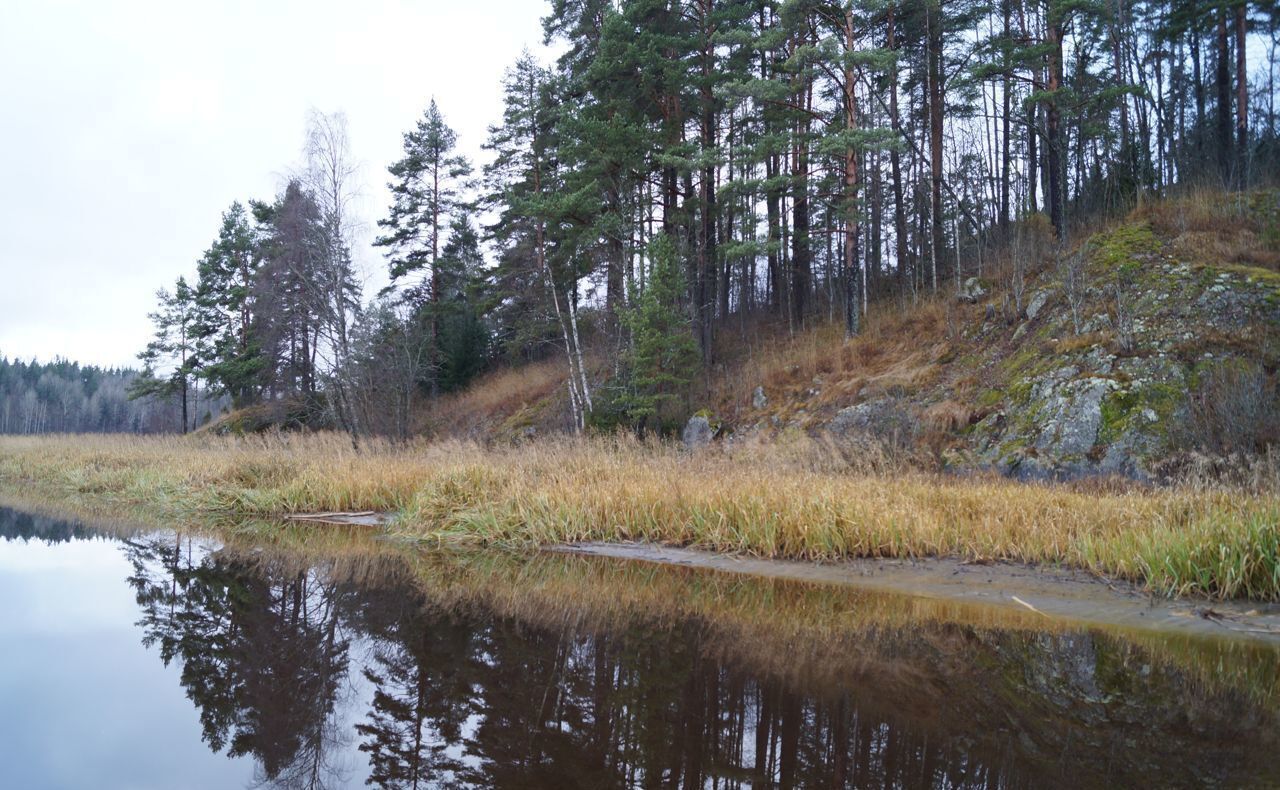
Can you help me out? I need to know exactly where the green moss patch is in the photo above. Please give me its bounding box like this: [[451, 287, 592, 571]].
[[1090, 222, 1161, 274], [1098, 380, 1182, 446]]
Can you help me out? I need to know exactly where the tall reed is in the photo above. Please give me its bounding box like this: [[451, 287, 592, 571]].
[[1, 432, 1277, 599]]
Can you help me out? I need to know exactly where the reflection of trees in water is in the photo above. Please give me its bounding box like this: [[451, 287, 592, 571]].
[[124, 534, 352, 789], [0, 505, 95, 543], [336, 590, 1037, 788], [346, 585, 479, 789], [118, 537, 1278, 789], [351, 592, 1277, 788], [446, 618, 1028, 789]]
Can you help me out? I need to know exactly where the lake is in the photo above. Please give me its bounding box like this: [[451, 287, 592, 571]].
[[0, 504, 1277, 789]]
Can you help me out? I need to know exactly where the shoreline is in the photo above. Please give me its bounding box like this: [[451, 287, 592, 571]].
[[5, 478, 1280, 643], [557, 542, 1280, 643], [2, 432, 1278, 602]]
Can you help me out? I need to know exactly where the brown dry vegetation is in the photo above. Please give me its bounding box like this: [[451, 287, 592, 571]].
[[2, 432, 1278, 601], [422, 358, 570, 439], [1135, 189, 1280, 274], [708, 298, 960, 424]]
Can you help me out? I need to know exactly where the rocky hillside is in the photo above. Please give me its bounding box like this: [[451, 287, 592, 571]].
[[717, 192, 1280, 481], [402, 192, 1279, 482]]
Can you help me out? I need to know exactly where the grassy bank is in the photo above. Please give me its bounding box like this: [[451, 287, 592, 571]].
[[1, 432, 1278, 600]]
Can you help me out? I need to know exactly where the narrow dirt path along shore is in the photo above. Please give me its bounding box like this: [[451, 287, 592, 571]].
[[557, 542, 1280, 643]]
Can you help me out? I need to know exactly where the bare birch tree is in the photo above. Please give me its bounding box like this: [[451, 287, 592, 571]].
[[299, 109, 365, 446]]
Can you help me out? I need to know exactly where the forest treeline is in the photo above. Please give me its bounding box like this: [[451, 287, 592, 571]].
[[133, 0, 1280, 440], [0, 357, 194, 434]]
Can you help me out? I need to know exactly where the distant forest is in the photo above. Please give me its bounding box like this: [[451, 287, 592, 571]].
[[0, 357, 201, 434], [130, 0, 1277, 441]]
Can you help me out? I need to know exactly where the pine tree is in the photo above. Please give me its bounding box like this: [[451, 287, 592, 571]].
[[807, 0, 899, 336], [193, 202, 264, 406], [376, 99, 472, 396], [130, 277, 200, 432], [544, 0, 640, 321]]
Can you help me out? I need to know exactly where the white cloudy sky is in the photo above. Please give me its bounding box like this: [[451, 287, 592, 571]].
[[0, 0, 558, 368]]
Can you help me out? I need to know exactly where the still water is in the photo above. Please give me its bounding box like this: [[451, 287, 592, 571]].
[[0, 505, 1277, 789]]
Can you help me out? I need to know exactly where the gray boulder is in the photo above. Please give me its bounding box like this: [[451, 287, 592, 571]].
[[828, 397, 916, 449], [958, 277, 987, 303], [1026, 290, 1051, 321], [682, 415, 714, 449], [1033, 376, 1114, 458], [752, 385, 768, 410]]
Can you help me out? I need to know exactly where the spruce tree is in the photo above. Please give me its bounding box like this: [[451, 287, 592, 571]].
[[484, 53, 595, 426], [620, 233, 699, 434], [482, 53, 564, 360], [435, 215, 490, 391], [253, 180, 328, 397], [130, 277, 200, 432]]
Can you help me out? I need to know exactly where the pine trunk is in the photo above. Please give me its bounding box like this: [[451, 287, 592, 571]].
[[928, 0, 946, 287], [1216, 6, 1232, 182], [1235, 2, 1248, 185], [888, 4, 909, 296], [1046, 12, 1067, 242]]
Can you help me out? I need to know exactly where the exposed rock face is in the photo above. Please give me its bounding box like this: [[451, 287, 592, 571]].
[[1032, 376, 1114, 458], [1026, 290, 1051, 320], [828, 398, 916, 449], [682, 415, 714, 449], [698, 210, 1280, 482], [752, 386, 768, 410], [958, 277, 988, 303]]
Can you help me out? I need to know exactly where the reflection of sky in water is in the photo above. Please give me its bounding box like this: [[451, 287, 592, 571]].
[[0, 534, 257, 789], [0, 537, 138, 632], [0, 508, 1277, 789]]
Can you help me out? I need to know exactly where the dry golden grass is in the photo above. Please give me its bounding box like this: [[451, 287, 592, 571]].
[[2, 432, 1278, 600], [423, 358, 569, 437], [1135, 189, 1280, 273], [710, 298, 960, 420], [1054, 330, 1115, 355], [920, 399, 976, 433]]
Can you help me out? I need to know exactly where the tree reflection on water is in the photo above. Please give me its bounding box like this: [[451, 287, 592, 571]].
[[34, 518, 1262, 789], [124, 533, 352, 788]]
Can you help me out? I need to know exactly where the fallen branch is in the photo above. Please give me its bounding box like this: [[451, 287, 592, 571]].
[[1011, 595, 1048, 617], [1198, 608, 1280, 635]]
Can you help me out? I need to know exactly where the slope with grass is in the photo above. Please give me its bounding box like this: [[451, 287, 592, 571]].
[[4, 194, 1278, 602], [433, 192, 1280, 483], [714, 192, 1280, 482]]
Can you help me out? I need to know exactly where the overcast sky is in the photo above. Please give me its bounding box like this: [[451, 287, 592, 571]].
[[0, 0, 558, 368]]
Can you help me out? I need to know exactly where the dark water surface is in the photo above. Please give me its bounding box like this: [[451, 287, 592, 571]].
[[0, 505, 1277, 789]]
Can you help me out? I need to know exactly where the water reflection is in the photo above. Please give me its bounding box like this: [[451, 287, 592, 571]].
[[124, 533, 353, 788], [2, 505, 1278, 789], [0, 505, 98, 543]]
